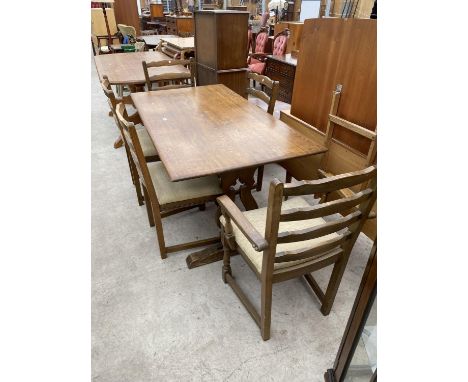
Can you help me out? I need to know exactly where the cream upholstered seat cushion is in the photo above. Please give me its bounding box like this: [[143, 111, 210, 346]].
[[136, 128, 158, 158], [148, 161, 222, 205], [221, 197, 340, 274]]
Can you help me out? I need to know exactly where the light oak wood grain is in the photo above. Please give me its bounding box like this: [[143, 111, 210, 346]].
[[131, 84, 327, 182]]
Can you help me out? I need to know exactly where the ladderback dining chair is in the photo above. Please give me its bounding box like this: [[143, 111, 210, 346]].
[[218, 166, 377, 340], [246, 72, 280, 192], [101, 77, 159, 205], [247, 72, 279, 115], [142, 58, 195, 91], [115, 102, 223, 259]]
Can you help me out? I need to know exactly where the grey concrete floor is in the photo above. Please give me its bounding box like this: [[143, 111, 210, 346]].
[[91, 60, 373, 381]]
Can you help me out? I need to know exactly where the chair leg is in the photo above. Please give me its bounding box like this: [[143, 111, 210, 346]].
[[260, 279, 273, 341], [142, 184, 155, 227], [284, 171, 292, 200], [128, 152, 144, 206], [256, 165, 264, 192], [320, 257, 348, 316], [134, 179, 145, 207], [153, 206, 168, 259], [221, 227, 232, 283]]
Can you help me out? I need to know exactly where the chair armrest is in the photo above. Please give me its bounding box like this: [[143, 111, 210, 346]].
[[217, 195, 268, 252]]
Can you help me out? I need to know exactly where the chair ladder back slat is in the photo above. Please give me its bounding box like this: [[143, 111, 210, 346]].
[[283, 166, 376, 197], [277, 210, 361, 244], [247, 87, 270, 105], [275, 237, 347, 264], [247, 72, 279, 115], [280, 188, 373, 222]]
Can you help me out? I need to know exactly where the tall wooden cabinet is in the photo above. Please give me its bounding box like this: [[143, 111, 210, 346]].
[[194, 10, 249, 97]]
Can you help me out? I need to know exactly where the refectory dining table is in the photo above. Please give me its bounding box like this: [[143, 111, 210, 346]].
[[94, 50, 191, 148], [131, 84, 327, 268], [94, 50, 190, 89]]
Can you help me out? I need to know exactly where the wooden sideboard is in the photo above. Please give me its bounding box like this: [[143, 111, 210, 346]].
[[264, 53, 297, 103], [195, 10, 249, 97], [166, 15, 194, 36]]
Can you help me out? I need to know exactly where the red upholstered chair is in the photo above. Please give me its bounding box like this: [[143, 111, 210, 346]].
[[248, 29, 289, 76]]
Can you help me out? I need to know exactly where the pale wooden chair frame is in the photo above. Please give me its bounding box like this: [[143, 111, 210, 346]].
[[115, 102, 222, 259], [317, 87, 377, 221], [142, 58, 195, 91], [218, 166, 377, 341], [101, 77, 159, 206], [283, 85, 377, 239], [246, 72, 280, 192]]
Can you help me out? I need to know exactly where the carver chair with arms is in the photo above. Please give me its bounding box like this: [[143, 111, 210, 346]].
[[115, 102, 223, 259], [284, 85, 377, 239], [218, 166, 377, 340]]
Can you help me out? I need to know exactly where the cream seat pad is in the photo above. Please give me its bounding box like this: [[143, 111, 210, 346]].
[[221, 197, 340, 273], [136, 128, 158, 158], [148, 161, 222, 205]]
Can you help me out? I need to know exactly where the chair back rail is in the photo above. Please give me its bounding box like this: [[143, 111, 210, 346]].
[[284, 166, 376, 196], [280, 188, 373, 222], [263, 166, 376, 269]]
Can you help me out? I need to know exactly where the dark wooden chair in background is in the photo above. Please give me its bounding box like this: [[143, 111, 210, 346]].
[[142, 58, 195, 91], [115, 102, 223, 259], [101, 77, 159, 205], [246, 72, 280, 192], [218, 166, 377, 340]]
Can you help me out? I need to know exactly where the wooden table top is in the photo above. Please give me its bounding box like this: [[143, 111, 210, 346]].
[[131, 84, 327, 181], [138, 34, 177, 47], [161, 36, 195, 50], [94, 51, 189, 85]]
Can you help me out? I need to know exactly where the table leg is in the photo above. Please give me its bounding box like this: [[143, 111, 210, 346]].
[[185, 167, 259, 269]]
